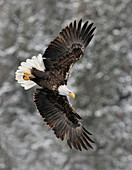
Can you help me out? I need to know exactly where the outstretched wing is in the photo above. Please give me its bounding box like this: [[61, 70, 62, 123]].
[[43, 19, 96, 81], [34, 88, 94, 151]]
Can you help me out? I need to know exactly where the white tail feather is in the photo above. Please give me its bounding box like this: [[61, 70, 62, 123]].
[[15, 54, 45, 90]]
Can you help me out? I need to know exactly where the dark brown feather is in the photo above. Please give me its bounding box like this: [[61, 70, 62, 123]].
[[83, 23, 93, 39], [73, 20, 77, 42], [76, 19, 82, 40], [34, 88, 94, 151], [79, 21, 88, 39], [43, 19, 96, 78]]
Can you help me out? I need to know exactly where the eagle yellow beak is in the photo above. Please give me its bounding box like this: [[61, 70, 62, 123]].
[[69, 92, 75, 98]]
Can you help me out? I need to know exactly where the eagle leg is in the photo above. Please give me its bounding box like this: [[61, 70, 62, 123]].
[[23, 72, 35, 80]]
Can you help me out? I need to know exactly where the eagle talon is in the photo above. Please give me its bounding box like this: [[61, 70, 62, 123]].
[[23, 72, 35, 80], [23, 75, 30, 80], [24, 72, 31, 75]]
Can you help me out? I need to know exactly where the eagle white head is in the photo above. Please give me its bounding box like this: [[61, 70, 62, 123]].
[[58, 85, 75, 98]]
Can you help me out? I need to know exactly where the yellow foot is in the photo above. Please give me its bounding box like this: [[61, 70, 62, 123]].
[[23, 72, 35, 80], [24, 72, 31, 75], [23, 75, 30, 80]]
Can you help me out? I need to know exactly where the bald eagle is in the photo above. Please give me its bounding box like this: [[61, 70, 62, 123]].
[[15, 19, 96, 151]]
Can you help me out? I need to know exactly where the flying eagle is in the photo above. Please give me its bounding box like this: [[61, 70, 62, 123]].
[[15, 19, 96, 151]]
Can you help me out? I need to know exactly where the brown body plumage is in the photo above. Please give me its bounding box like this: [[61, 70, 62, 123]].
[[31, 48, 83, 90]]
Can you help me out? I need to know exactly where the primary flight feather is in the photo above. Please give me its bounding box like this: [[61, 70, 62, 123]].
[[15, 19, 96, 151]]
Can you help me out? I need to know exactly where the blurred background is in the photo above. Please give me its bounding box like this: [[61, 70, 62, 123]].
[[0, 0, 132, 170]]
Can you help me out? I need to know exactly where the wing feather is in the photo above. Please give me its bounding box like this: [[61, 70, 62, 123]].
[[34, 88, 94, 151], [83, 23, 93, 39], [73, 20, 77, 42], [43, 19, 96, 75], [79, 21, 88, 39], [76, 19, 82, 40], [74, 129, 82, 151], [69, 22, 74, 43]]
